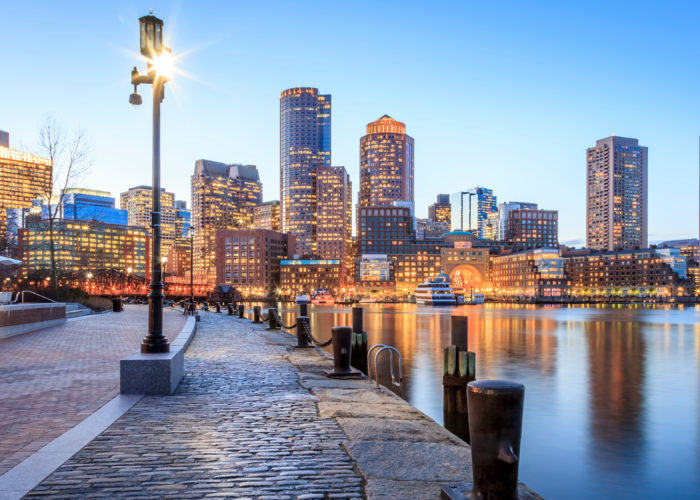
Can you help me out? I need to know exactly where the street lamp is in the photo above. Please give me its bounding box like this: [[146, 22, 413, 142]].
[[130, 10, 172, 354], [188, 226, 195, 314]]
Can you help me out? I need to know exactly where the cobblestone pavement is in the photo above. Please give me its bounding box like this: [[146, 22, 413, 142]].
[[26, 311, 365, 498], [0, 306, 185, 475]]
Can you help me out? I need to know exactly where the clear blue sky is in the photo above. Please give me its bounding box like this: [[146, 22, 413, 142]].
[[2, 0, 698, 244]]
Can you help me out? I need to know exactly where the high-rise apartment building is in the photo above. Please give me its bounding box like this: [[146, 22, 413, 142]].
[[586, 136, 648, 251], [316, 166, 352, 281], [120, 186, 177, 255], [428, 194, 451, 223], [505, 209, 558, 251], [253, 201, 281, 232], [359, 115, 414, 208], [192, 160, 262, 285], [450, 187, 497, 238], [280, 87, 331, 255], [0, 133, 52, 244]]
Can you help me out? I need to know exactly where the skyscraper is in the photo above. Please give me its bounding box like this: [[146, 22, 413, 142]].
[[191, 160, 262, 285], [280, 87, 331, 255], [253, 201, 281, 232], [0, 133, 52, 246], [359, 115, 414, 208], [61, 188, 127, 225], [428, 194, 451, 223], [316, 166, 352, 283], [586, 136, 648, 251], [450, 187, 497, 238], [120, 186, 177, 257]]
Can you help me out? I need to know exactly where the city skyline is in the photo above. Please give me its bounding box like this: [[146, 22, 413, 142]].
[[1, 1, 699, 243]]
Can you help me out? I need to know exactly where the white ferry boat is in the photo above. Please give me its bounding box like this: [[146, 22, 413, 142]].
[[415, 273, 457, 305], [311, 288, 335, 306], [295, 294, 311, 305]]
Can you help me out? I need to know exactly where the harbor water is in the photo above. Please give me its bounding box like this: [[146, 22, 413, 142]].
[[279, 303, 700, 499]]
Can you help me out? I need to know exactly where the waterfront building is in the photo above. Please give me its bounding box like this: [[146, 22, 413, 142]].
[[21, 219, 149, 278], [356, 254, 395, 296], [586, 136, 648, 251], [60, 188, 127, 225], [489, 201, 539, 241], [174, 200, 191, 238], [192, 160, 262, 285], [504, 208, 558, 251], [120, 186, 177, 256], [166, 239, 191, 277], [280, 258, 341, 295], [658, 239, 699, 264], [215, 229, 295, 293], [563, 247, 685, 297], [428, 194, 451, 223], [280, 87, 331, 255], [253, 201, 281, 232], [416, 218, 450, 239], [440, 232, 494, 295], [491, 248, 568, 298], [357, 205, 448, 291], [359, 115, 414, 208], [654, 248, 687, 279], [450, 187, 497, 238], [0, 134, 52, 243]]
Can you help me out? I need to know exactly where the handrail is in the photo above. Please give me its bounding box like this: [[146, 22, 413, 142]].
[[368, 344, 403, 396], [367, 344, 387, 383], [20, 290, 57, 303]]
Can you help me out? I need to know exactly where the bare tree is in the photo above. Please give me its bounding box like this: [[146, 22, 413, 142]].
[[37, 117, 90, 296]]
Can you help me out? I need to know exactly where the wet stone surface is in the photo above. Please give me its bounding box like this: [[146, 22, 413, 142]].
[[26, 312, 363, 498]]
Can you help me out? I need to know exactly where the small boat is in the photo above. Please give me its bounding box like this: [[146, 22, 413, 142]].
[[464, 293, 485, 305], [415, 273, 456, 305], [295, 294, 311, 305], [311, 288, 335, 306]]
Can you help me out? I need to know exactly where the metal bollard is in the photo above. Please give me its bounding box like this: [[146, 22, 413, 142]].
[[227, 303, 234, 315], [252, 305, 262, 323], [444, 380, 525, 500], [267, 307, 279, 329], [299, 303, 308, 317], [352, 306, 363, 333], [325, 326, 361, 379], [295, 316, 312, 348], [215, 302, 221, 313]]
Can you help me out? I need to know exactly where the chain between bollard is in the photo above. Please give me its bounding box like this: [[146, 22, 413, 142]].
[[272, 309, 297, 329], [303, 319, 332, 347]]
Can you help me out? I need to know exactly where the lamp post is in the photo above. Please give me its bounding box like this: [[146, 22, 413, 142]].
[[130, 10, 172, 353], [188, 226, 195, 314]]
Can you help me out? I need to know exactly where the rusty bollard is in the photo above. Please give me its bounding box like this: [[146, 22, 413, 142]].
[[325, 326, 362, 379], [237, 303, 245, 318], [299, 303, 309, 317], [267, 307, 279, 329], [227, 303, 234, 315], [295, 316, 312, 348], [441, 380, 526, 500], [252, 305, 262, 323]]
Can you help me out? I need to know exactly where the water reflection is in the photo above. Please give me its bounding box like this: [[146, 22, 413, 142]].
[[277, 303, 699, 499]]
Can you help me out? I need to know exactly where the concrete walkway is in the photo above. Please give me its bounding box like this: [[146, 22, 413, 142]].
[[0, 306, 186, 475]]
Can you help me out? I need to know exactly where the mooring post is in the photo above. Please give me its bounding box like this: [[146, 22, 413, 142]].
[[252, 305, 262, 323], [350, 306, 368, 373], [215, 302, 221, 313], [443, 315, 476, 443], [227, 303, 234, 315], [295, 316, 312, 348], [237, 303, 245, 318], [299, 302, 309, 317], [267, 307, 279, 329]]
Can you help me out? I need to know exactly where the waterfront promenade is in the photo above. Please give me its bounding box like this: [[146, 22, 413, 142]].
[[0, 306, 186, 476], [0, 306, 481, 499]]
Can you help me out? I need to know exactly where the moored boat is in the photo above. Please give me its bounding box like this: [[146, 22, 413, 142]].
[[415, 273, 457, 305], [311, 288, 335, 306]]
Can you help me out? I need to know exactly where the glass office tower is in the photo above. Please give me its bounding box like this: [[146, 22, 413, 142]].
[[280, 87, 331, 255], [450, 187, 497, 238]]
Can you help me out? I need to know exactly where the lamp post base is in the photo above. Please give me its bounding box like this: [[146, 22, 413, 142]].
[[141, 339, 170, 353]]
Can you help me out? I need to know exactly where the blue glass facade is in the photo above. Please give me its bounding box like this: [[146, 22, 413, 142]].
[[450, 187, 497, 238], [59, 189, 127, 225]]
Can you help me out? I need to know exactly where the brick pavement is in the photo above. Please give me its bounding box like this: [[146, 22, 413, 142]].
[[0, 306, 186, 475], [26, 311, 365, 498]]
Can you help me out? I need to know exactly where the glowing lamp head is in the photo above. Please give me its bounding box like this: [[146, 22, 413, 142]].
[[139, 10, 164, 58], [152, 48, 174, 79]]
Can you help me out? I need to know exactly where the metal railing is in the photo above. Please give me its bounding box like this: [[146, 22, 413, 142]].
[[367, 344, 403, 395], [19, 290, 57, 303]]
